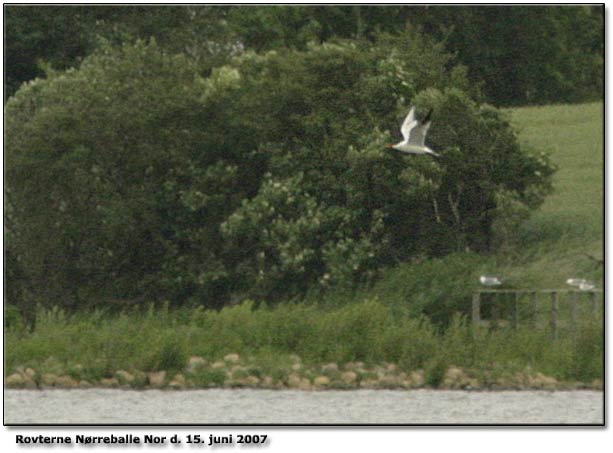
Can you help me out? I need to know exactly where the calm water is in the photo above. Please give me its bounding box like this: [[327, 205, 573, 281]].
[[4, 389, 603, 424]]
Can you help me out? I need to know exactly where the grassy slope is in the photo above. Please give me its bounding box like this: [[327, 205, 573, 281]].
[[510, 102, 603, 239], [505, 102, 604, 288]]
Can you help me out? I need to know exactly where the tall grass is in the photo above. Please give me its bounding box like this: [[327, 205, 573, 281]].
[[5, 300, 602, 384]]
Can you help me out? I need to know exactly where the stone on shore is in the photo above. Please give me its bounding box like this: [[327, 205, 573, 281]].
[[186, 356, 207, 373], [288, 373, 302, 389], [378, 375, 403, 388], [24, 378, 38, 389], [322, 363, 339, 374], [408, 370, 425, 387], [147, 371, 166, 388], [55, 375, 78, 388], [243, 376, 260, 387], [230, 365, 248, 378], [115, 370, 135, 384], [41, 373, 58, 387], [169, 373, 186, 389], [100, 377, 119, 388], [313, 376, 330, 388], [6, 373, 25, 387], [359, 378, 379, 389], [211, 360, 226, 370], [341, 371, 357, 384], [345, 361, 365, 371], [528, 372, 557, 389], [443, 367, 474, 389], [298, 378, 312, 391], [224, 353, 240, 363]]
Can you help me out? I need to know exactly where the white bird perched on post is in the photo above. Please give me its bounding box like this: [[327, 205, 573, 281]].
[[566, 278, 586, 287], [479, 275, 502, 286], [566, 278, 595, 291], [386, 106, 439, 157], [579, 281, 595, 291]]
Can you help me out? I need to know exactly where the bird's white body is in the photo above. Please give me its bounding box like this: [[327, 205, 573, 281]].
[[479, 275, 502, 286], [566, 278, 586, 287], [579, 282, 595, 291], [392, 143, 437, 155], [388, 106, 439, 157]]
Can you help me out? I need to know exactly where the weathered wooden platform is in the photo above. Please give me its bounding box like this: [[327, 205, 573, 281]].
[[471, 289, 603, 338]]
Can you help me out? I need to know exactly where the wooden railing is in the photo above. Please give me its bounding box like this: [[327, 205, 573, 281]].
[[471, 289, 603, 339]]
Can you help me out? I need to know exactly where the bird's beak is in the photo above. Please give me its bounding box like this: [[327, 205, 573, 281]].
[[385, 144, 394, 148]]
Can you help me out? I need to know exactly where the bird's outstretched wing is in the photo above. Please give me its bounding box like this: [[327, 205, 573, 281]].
[[408, 109, 432, 147], [400, 107, 418, 141]]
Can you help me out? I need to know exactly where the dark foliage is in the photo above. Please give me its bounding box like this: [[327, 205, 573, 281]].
[[5, 35, 554, 311], [4, 5, 603, 105]]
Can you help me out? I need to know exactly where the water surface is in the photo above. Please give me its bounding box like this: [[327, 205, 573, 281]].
[[4, 389, 603, 424]]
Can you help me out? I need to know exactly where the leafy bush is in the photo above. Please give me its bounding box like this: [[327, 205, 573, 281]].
[[220, 37, 554, 301], [5, 34, 554, 310], [5, 41, 247, 310]]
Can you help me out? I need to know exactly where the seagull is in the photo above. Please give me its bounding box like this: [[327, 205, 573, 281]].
[[579, 281, 595, 291], [566, 278, 586, 287], [387, 106, 439, 157], [479, 275, 502, 286]]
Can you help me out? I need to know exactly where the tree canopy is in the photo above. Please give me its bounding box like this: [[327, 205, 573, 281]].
[[4, 5, 603, 105], [5, 29, 555, 311]]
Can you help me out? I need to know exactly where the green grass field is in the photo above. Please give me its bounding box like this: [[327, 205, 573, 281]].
[[505, 102, 603, 288], [509, 102, 603, 242]]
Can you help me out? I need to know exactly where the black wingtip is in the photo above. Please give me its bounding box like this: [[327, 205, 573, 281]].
[[421, 108, 433, 124]]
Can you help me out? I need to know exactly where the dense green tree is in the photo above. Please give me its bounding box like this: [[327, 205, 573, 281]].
[[4, 5, 603, 105], [218, 5, 604, 105], [5, 30, 554, 311], [220, 40, 554, 300], [3, 5, 236, 98], [412, 5, 604, 105], [5, 41, 249, 310], [4, 6, 94, 98]]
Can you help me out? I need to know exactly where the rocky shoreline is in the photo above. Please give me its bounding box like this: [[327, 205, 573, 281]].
[[6, 353, 603, 391]]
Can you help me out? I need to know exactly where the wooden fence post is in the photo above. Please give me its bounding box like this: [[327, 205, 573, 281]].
[[467, 288, 600, 339], [472, 292, 481, 326], [531, 292, 538, 327], [590, 291, 598, 315], [550, 292, 559, 340], [569, 291, 578, 334]]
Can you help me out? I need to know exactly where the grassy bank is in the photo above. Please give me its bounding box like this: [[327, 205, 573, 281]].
[[5, 299, 603, 390]]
